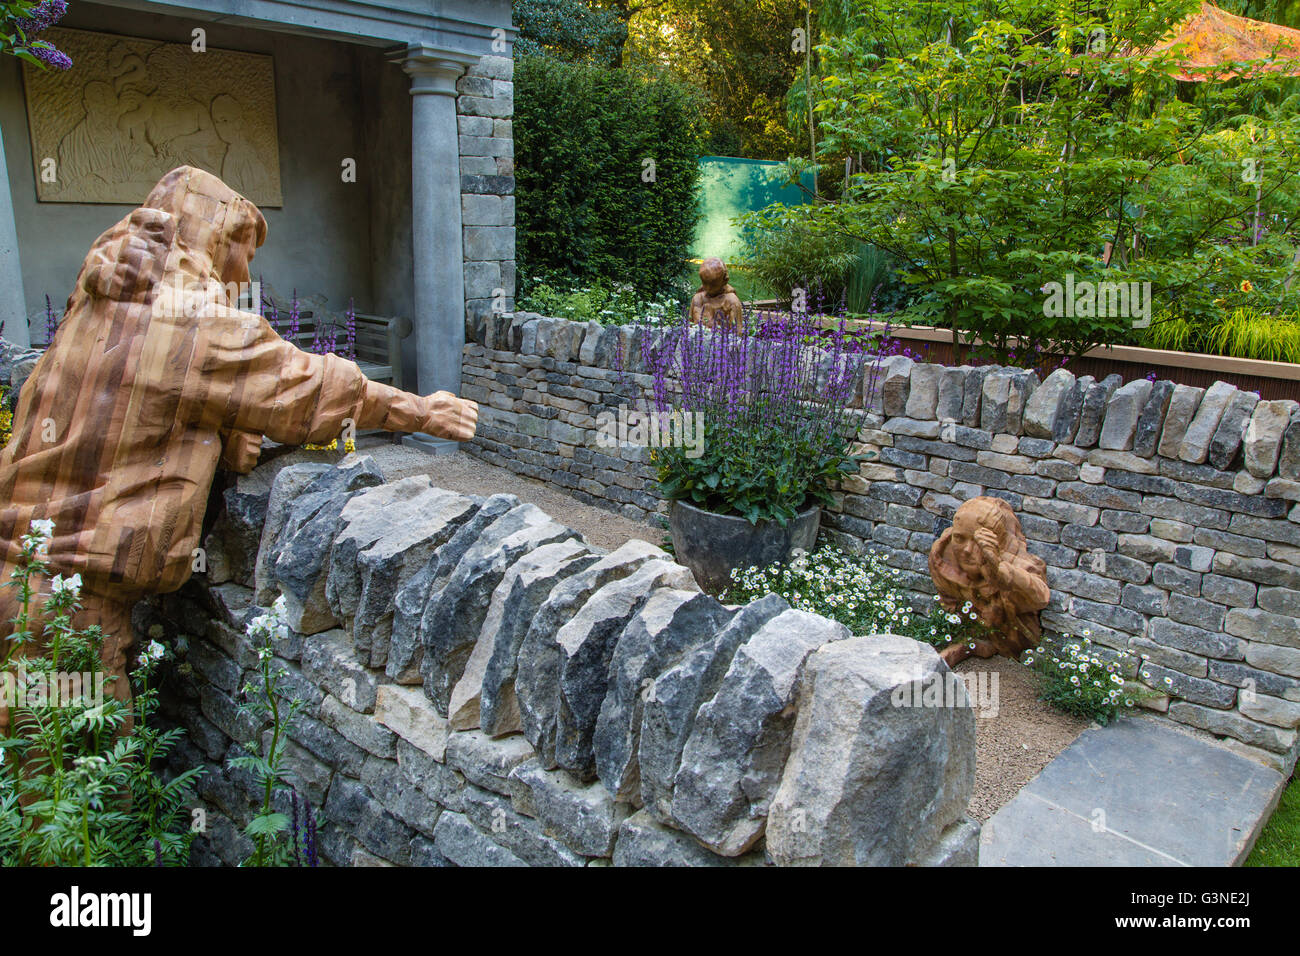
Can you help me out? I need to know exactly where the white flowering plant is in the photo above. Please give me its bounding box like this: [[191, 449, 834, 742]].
[[227, 594, 318, 866], [1023, 635, 1148, 724], [721, 546, 992, 650], [518, 277, 682, 327], [0, 519, 200, 865]]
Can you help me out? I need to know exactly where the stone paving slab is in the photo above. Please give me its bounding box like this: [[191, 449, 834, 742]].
[[980, 717, 1285, 866]]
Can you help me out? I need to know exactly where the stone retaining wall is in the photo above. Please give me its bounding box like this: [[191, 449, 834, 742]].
[[460, 312, 1300, 773], [151, 455, 978, 867]]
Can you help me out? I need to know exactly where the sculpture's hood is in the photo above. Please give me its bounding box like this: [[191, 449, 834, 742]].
[[78, 165, 267, 305]]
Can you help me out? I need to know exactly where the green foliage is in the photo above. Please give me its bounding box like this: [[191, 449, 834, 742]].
[[656, 418, 861, 526], [760, 0, 1300, 364], [1023, 636, 1144, 725], [721, 546, 990, 647], [1, 521, 199, 866], [623, 0, 808, 159], [1144, 306, 1300, 362], [513, 0, 627, 64], [0, 1, 69, 69], [740, 212, 912, 312], [739, 213, 861, 305], [227, 597, 316, 867], [518, 277, 682, 326], [515, 55, 705, 298]]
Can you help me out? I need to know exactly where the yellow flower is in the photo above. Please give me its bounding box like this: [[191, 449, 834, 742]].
[[1240, 279, 1254, 293], [0, 387, 11, 448]]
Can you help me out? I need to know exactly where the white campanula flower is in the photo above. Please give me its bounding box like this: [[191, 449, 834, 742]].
[[50, 572, 82, 597], [145, 640, 166, 662], [30, 518, 55, 539]]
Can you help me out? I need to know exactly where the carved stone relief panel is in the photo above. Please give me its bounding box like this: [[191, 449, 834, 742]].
[[23, 27, 282, 206]]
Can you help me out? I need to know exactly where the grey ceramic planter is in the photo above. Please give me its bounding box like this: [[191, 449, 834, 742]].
[[668, 499, 821, 593]]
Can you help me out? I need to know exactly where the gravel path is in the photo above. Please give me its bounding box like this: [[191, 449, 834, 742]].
[[955, 655, 1090, 822], [352, 438, 662, 552]]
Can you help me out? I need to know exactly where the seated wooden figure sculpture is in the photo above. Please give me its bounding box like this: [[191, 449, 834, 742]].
[[928, 496, 1051, 667], [0, 166, 479, 728], [689, 257, 743, 332]]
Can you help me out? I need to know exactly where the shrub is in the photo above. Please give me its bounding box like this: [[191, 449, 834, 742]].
[[1144, 306, 1300, 363], [1, 520, 200, 866], [518, 278, 682, 326], [643, 309, 865, 525], [739, 214, 859, 307], [772, 0, 1300, 364], [515, 56, 705, 299], [227, 597, 318, 867], [1, 1, 71, 70], [722, 546, 990, 647], [1022, 636, 1145, 725]]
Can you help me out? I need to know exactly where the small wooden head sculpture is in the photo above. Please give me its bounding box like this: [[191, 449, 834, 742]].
[[689, 257, 743, 332], [928, 496, 1051, 666]]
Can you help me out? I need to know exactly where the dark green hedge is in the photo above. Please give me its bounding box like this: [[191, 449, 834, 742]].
[[514, 56, 704, 298]]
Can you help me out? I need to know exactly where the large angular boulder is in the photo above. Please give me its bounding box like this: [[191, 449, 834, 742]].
[[515, 544, 690, 772], [326, 479, 478, 668], [593, 589, 734, 802], [765, 634, 976, 866], [419, 503, 579, 714], [1245, 400, 1299, 478], [386, 494, 515, 683], [495, 541, 665, 741], [269, 458, 385, 633], [1157, 383, 1205, 459], [1179, 381, 1236, 464], [1099, 379, 1153, 451], [1022, 367, 1074, 439], [638, 594, 789, 822], [669, 609, 850, 856], [450, 538, 599, 732], [203, 466, 277, 587], [1075, 374, 1121, 448], [0, 338, 41, 407], [254, 462, 333, 604], [551, 565, 698, 779], [1208, 388, 1259, 471]]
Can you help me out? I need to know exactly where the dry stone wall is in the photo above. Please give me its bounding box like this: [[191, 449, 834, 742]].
[[460, 313, 1300, 773], [152, 455, 979, 867]]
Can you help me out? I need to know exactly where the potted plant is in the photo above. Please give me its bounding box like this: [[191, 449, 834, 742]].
[[642, 309, 869, 592]]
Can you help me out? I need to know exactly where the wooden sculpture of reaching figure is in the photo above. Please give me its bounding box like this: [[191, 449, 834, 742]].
[[0, 166, 478, 727], [688, 256, 744, 332], [928, 496, 1052, 667]]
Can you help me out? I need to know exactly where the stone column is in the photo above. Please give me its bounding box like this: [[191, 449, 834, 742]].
[[0, 128, 29, 348], [393, 43, 478, 454]]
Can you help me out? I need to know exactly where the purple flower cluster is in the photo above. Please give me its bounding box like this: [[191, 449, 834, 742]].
[[43, 293, 58, 346], [16, 0, 70, 70], [345, 298, 357, 362], [16, 0, 65, 33], [31, 44, 70, 69], [291, 788, 319, 867], [641, 306, 863, 470]]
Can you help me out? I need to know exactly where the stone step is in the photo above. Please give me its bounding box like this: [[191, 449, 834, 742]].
[[980, 716, 1285, 866]]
